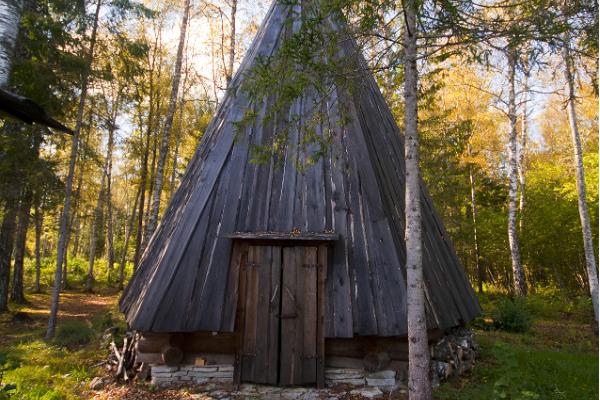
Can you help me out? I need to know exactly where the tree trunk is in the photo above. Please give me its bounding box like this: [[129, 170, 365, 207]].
[[226, 0, 237, 86], [0, 203, 17, 312], [403, 2, 431, 399], [0, 0, 22, 87], [119, 187, 140, 290], [105, 110, 117, 282], [518, 59, 529, 234], [169, 70, 188, 201], [11, 191, 31, 303], [562, 36, 599, 321], [46, 0, 102, 340], [134, 126, 151, 268], [34, 202, 42, 293], [468, 144, 483, 293], [506, 48, 527, 297], [86, 166, 106, 293], [146, 0, 191, 238]]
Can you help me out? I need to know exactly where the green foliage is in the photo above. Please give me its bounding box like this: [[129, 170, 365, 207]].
[[492, 298, 533, 333], [54, 320, 94, 347]]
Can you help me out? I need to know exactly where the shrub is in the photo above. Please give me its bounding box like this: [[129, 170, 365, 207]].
[[493, 298, 533, 333], [54, 320, 94, 347]]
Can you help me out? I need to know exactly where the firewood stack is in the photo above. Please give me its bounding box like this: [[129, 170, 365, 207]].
[[104, 330, 143, 381]]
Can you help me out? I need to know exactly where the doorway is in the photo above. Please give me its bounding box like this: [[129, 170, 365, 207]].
[[235, 244, 326, 386]]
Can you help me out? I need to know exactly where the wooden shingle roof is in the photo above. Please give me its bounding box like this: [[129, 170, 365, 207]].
[[120, 2, 480, 337]]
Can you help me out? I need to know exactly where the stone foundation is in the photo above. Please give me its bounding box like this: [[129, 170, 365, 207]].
[[325, 368, 404, 389], [151, 364, 233, 387]]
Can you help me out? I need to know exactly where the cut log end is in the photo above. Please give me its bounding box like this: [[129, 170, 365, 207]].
[[161, 344, 183, 366], [363, 352, 391, 372]]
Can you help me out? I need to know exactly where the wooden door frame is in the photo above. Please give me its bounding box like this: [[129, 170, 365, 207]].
[[231, 240, 329, 388]]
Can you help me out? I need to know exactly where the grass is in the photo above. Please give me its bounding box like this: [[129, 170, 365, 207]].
[[435, 288, 598, 400], [0, 287, 120, 399], [0, 283, 597, 399]]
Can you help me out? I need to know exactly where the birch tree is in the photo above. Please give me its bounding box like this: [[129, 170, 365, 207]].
[[562, 34, 599, 321], [0, 0, 22, 87], [147, 0, 191, 238], [506, 48, 527, 296], [46, 0, 102, 340], [403, 0, 431, 398]]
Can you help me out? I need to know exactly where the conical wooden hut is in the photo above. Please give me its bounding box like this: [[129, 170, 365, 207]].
[[120, 1, 480, 388]]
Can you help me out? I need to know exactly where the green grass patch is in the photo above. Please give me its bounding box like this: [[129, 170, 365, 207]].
[[0, 340, 101, 399], [436, 337, 598, 400], [54, 320, 94, 348]]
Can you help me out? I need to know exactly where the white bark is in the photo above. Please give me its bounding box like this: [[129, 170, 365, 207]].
[[562, 36, 599, 321], [46, 0, 102, 340], [86, 152, 107, 292], [518, 60, 529, 233], [403, 2, 431, 399], [468, 144, 483, 293], [506, 49, 527, 297], [0, 0, 22, 87], [226, 0, 236, 86], [147, 0, 191, 238], [105, 102, 117, 280]]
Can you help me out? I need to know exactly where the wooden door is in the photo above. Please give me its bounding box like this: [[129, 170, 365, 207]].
[[237, 244, 326, 386], [239, 245, 281, 385]]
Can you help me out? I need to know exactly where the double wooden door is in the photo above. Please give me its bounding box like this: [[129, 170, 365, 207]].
[[236, 244, 326, 386]]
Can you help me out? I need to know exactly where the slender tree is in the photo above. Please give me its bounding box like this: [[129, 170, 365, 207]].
[[518, 57, 529, 233], [10, 190, 31, 303], [33, 202, 42, 292], [404, 0, 431, 398], [226, 0, 237, 85], [506, 48, 527, 296], [562, 33, 599, 321], [147, 0, 191, 238], [46, 0, 102, 340], [0, 0, 22, 87]]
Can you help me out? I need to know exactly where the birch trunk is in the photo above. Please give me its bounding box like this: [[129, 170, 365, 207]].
[[169, 69, 188, 200], [134, 126, 151, 267], [562, 36, 599, 321], [34, 203, 42, 292], [86, 163, 106, 292], [46, 0, 102, 340], [0, 0, 22, 87], [403, 2, 431, 398], [226, 0, 236, 86], [468, 144, 483, 293], [518, 61, 529, 233], [506, 49, 527, 297], [11, 191, 31, 303], [119, 187, 140, 290], [146, 0, 191, 238], [105, 111, 116, 281]]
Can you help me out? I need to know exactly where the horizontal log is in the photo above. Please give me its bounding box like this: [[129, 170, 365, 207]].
[[325, 356, 364, 369], [137, 352, 235, 366], [138, 332, 236, 354]]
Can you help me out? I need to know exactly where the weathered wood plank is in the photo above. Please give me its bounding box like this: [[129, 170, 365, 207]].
[[316, 245, 327, 388], [302, 247, 318, 384]]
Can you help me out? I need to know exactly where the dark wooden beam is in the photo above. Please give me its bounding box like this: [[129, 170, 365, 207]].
[[224, 232, 338, 242]]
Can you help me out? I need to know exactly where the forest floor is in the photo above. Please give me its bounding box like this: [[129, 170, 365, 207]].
[[0, 288, 598, 399]]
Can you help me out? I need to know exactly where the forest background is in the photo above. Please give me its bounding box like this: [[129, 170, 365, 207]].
[[0, 0, 598, 398]]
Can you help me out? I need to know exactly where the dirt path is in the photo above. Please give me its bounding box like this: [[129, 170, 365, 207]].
[[0, 288, 119, 345]]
